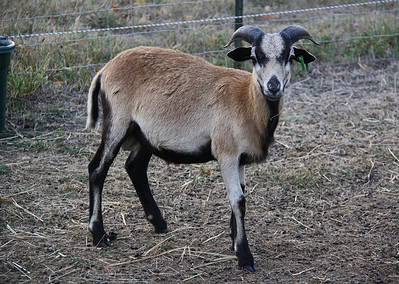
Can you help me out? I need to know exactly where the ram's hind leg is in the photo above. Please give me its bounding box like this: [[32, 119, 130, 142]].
[[125, 146, 167, 233], [88, 114, 128, 247]]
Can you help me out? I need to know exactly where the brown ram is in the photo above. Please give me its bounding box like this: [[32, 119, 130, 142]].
[[86, 25, 318, 271]]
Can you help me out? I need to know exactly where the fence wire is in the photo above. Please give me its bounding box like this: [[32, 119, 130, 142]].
[[16, 7, 399, 49], [0, 0, 222, 23], [7, 0, 398, 39], [31, 32, 395, 73], [4, 0, 398, 75]]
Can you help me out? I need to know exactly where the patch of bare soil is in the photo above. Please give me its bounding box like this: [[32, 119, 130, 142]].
[[1, 61, 398, 283]]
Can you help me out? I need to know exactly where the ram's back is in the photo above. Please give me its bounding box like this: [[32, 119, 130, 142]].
[[102, 47, 249, 108]]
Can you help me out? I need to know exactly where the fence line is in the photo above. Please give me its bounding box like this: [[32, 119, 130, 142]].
[[16, 6, 399, 49], [19, 27, 197, 48], [0, 0, 221, 23], [19, 32, 395, 74], [8, 0, 398, 40], [44, 50, 229, 72], [14, 56, 396, 76], [18, 27, 399, 50]]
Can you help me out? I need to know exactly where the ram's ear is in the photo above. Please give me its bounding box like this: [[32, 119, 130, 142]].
[[290, 47, 316, 64], [227, 47, 252, 62]]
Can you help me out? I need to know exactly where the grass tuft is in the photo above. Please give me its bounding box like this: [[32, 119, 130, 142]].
[[0, 164, 11, 175]]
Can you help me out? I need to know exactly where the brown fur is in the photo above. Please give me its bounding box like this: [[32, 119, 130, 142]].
[[86, 27, 315, 270], [88, 46, 282, 163]]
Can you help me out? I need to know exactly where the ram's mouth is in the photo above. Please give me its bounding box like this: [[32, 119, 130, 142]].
[[258, 80, 282, 102]]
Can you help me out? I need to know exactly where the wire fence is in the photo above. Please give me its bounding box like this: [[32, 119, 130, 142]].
[[0, 0, 220, 23], [2, 0, 399, 75], [16, 6, 399, 49], [7, 0, 397, 39], [33, 32, 396, 74]]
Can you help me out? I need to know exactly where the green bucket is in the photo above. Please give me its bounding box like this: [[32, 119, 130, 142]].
[[0, 37, 15, 132]]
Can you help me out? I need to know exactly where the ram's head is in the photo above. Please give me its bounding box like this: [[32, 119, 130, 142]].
[[225, 25, 319, 101]]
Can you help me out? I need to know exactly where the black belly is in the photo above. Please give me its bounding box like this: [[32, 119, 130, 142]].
[[127, 121, 215, 164], [152, 141, 215, 164]]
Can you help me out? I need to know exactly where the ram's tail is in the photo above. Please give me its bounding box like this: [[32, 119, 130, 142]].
[[85, 72, 102, 130]]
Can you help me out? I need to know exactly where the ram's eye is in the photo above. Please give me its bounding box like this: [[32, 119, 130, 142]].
[[288, 48, 296, 63]]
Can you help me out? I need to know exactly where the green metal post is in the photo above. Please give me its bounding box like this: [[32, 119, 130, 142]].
[[0, 37, 15, 132], [234, 0, 244, 69]]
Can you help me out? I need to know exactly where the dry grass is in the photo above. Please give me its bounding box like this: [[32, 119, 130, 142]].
[[1, 1, 398, 98], [1, 1, 399, 282], [1, 61, 398, 282]]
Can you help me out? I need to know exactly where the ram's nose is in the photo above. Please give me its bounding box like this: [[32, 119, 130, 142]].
[[267, 75, 281, 94]]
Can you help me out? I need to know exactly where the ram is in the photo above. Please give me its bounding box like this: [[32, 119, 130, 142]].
[[86, 25, 318, 271]]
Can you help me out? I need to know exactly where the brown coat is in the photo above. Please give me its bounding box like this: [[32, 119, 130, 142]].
[[87, 47, 282, 164]]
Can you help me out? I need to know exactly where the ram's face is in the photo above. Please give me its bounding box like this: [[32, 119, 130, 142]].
[[251, 34, 292, 101], [225, 25, 318, 102]]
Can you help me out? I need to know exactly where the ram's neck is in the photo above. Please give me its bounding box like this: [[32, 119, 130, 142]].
[[249, 74, 283, 148]]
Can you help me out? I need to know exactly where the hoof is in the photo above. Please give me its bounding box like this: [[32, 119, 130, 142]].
[[242, 265, 256, 273], [93, 232, 117, 247], [147, 214, 167, 234], [152, 219, 168, 234], [154, 224, 168, 234], [236, 241, 254, 272]]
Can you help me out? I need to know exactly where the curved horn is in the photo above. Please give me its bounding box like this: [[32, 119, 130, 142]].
[[224, 25, 265, 48], [280, 25, 319, 45]]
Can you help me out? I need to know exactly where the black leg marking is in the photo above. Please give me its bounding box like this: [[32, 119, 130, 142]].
[[230, 184, 245, 251], [89, 141, 104, 219], [235, 195, 255, 272], [125, 148, 167, 233], [89, 141, 122, 247], [88, 140, 109, 247], [220, 159, 254, 271], [230, 211, 237, 252], [88, 92, 125, 247]]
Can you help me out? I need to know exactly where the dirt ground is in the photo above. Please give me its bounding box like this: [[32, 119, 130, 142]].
[[1, 61, 398, 283]]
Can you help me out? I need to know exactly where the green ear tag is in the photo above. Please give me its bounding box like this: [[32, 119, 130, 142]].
[[299, 56, 308, 72]]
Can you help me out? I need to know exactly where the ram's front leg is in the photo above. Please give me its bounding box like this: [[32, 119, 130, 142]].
[[230, 165, 245, 251], [220, 158, 254, 272]]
